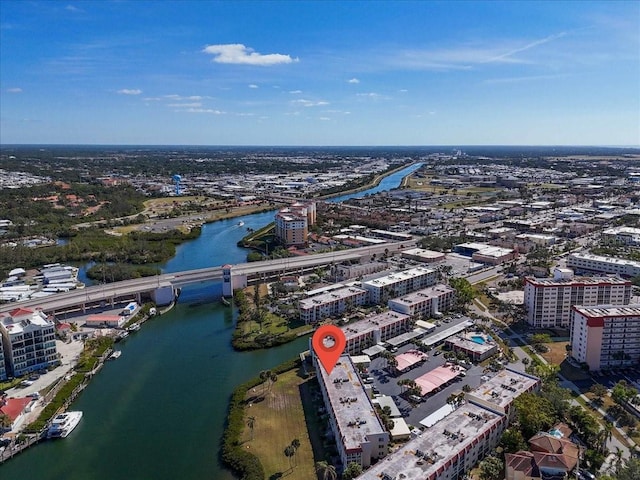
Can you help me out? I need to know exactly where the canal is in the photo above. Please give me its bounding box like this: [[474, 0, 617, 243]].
[[2, 163, 421, 480]]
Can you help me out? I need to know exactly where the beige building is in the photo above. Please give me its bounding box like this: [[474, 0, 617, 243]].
[[342, 311, 412, 355], [0, 307, 58, 377], [314, 355, 389, 469], [299, 286, 368, 324], [361, 267, 437, 304], [567, 252, 640, 278], [570, 304, 640, 371], [388, 284, 455, 319], [524, 270, 631, 328], [274, 200, 316, 247]]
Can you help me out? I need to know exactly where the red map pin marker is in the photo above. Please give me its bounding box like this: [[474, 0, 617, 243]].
[[312, 325, 346, 375]]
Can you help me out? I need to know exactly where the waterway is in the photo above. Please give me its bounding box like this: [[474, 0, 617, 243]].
[[2, 163, 421, 480]]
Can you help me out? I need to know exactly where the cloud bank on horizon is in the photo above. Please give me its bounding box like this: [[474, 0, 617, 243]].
[[0, 1, 638, 146]]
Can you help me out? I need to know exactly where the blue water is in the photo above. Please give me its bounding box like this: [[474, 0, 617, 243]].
[[471, 335, 486, 345]]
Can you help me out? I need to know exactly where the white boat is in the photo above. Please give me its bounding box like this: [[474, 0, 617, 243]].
[[237, 221, 245, 226], [109, 350, 122, 360], [127, 323, 140, 332], [48, 411, 83, 438]]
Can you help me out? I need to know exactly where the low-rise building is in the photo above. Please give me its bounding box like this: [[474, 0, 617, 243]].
[[570, 304, 640, 371], [342, 311, 412, 355], [401, 248, 446, 264], [0, 307, 58, 377], [524, 270, 631, 328], [445, 333, 498, 362], [602, 226, 640, 246], [361, 267, 437, 304], [314, 355, 389, 469], [388, 284, 455, 319], [357, 368, 540, 480], [299, 286, 368, 324], [567, 252, 640, 278]]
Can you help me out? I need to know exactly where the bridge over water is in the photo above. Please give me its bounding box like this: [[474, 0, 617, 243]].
[[0, 241, 415, 316]]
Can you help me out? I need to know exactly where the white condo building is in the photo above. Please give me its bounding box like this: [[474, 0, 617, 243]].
[[314, 355, 390, 469], [299, 286, 368, 324], [570, 304, 640, 371], [388, 284, 455, 318], [524, 271, 631, 328], [602, 226, 640, 246], [567, 252, 640, 278], [356, 368, 540, 480], [342, 311, 412, 355], [0, 335, 6, 381], [361, 267, 437, 304], [0, 307, 58, 377]]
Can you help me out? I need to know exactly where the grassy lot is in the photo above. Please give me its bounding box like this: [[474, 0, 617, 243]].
[[540, 341, 569, 365], [242, 369, 316, 480]]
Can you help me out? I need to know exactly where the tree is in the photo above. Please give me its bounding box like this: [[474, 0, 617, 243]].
[[315, 461, 338, 480], [259, 370, 271, 397], [615, 457, 640, 480], [499, 428, 527, 454], [513, 393, 556, 439], [478, 455, 504, 480], [246, 416, 256, 441], [342, 462, 363, 480], [590, 383, 607, 407], [0, 413, 11, 431], [291, 438, 301, 467], [284, 444, 295, 470], [448, 277, 476, 311], [267, 372, 278, 393]]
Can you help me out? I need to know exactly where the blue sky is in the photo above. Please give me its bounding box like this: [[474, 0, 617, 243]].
[[1, 1, 638, 146]]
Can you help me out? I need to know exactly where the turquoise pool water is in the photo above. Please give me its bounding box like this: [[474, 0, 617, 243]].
[[471, 335, 486, 345]]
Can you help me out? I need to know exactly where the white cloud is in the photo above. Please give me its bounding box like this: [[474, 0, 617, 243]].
[[319, 117, 331, 121], [202, 44, 298, 66], [289, 90, 302, 94], [183, 108, 225, 114], [348, 78, 360, 84], [248, 84, 259, 89], [292, 99, 329, 107], [399, 89, 408, 93], [167, 102, 202, 108], [164, 94, 209, 100], [357, 92, 381, 98], [65, 5, 82, 13], [7, 87, 22, 93], [118, 88, 142, 95], [483, 74, 569, 84]]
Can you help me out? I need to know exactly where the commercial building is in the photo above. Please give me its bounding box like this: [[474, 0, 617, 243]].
[[361, 267, 437, 304], [0, 307, 58, 377], [524, 270, 631, 328], [357, 368, 540, 480], [570, 304, 640, 371], [602, 226, 640, 246], [567, 252, 640, 278], [342, 311, 412, 355], [299, 286, 368, 324], [388, 284, 455, 319], [454, 242, 517, 265], [274, 201, 316, 247], [314, 355, 390, 469], [401, 248, 446, 264]]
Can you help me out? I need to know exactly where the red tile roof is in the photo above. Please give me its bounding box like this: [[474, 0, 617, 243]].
[[9, 308, 34, 318], [0, 397, 31, 421]]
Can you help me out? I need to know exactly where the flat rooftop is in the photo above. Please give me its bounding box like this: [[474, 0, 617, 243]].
[[317, 355, 386, 451], [573, 304, 640, 318], [422, 320, 474, 347], [358, 402, 503, 480], [343, 311, 411, 341], [299, 286, 367, 309], [362, 267, 435, 289], [446, 333, 497, 355], [389, 284, 453, 307], [467, 368, 539, 411], [525, 274, 629, 286], [386, 328, 427, 347], [401, 248, 445, 259], [568, 252, 640, 268]]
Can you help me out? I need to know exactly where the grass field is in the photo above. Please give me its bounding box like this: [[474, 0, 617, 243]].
[[242, 369, 316, 480], [540, 341, 569, 365]]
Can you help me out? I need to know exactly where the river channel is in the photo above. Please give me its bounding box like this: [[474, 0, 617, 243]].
[[2, 163, 421, 480]]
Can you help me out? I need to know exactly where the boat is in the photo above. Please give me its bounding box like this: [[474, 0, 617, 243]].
[[48, 411, 83, 438], [115, 330, 129, 342], [237, 221, 245, 226], [127, 323, 141, 333], [109, 350, 122, 360]]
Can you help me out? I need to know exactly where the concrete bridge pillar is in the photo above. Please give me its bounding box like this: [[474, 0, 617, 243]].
[[222, 264, 234, 298]]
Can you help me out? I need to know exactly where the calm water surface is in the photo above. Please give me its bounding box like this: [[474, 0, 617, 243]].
[[2, 164, 421, 480]]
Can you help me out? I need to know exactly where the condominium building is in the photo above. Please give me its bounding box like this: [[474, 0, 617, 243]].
[[299, 286, 368, 324], [314, 355, 389, 469], [0, 307, 58, 377], [361, 267, 437, 304], [342, 311, 412, 355], [357, 368, 540, 480], [570, 304, 640, 371], [0, 337, 6, 381], [567, 252, 640, 278], [274, 201, 316, 247], [524, 271, 631, 328], [388, 284, 455, 319]]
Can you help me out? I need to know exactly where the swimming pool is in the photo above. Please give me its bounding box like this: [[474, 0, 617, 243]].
[[471, 335, 486, 345]]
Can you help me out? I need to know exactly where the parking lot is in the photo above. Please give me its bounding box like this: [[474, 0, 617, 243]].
[[364, 316, 502, 428]]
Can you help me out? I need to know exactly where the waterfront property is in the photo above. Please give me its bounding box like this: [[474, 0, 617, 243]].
[[0, 334, 6, 380], [0, 308, 58, 377], [356, 368, 540, 480], [314, 355, 389, 469], [299, 286, 368, 324], [388, 283, 455, 319], [523, 268, 632, 328], [274, 201, 316, 247], [342, 311, 412, 356], [570, 304, 640, 371], [361, 267, 437, 304]]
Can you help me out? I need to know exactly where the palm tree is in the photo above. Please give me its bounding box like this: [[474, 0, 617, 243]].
[[259, 370, 271, 397], [268, 372, 278, 393], [246, 416, 256, 441], [284, 444, 295, 470], [291, 438, 300, 466], [315, 460, 338, 480]]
